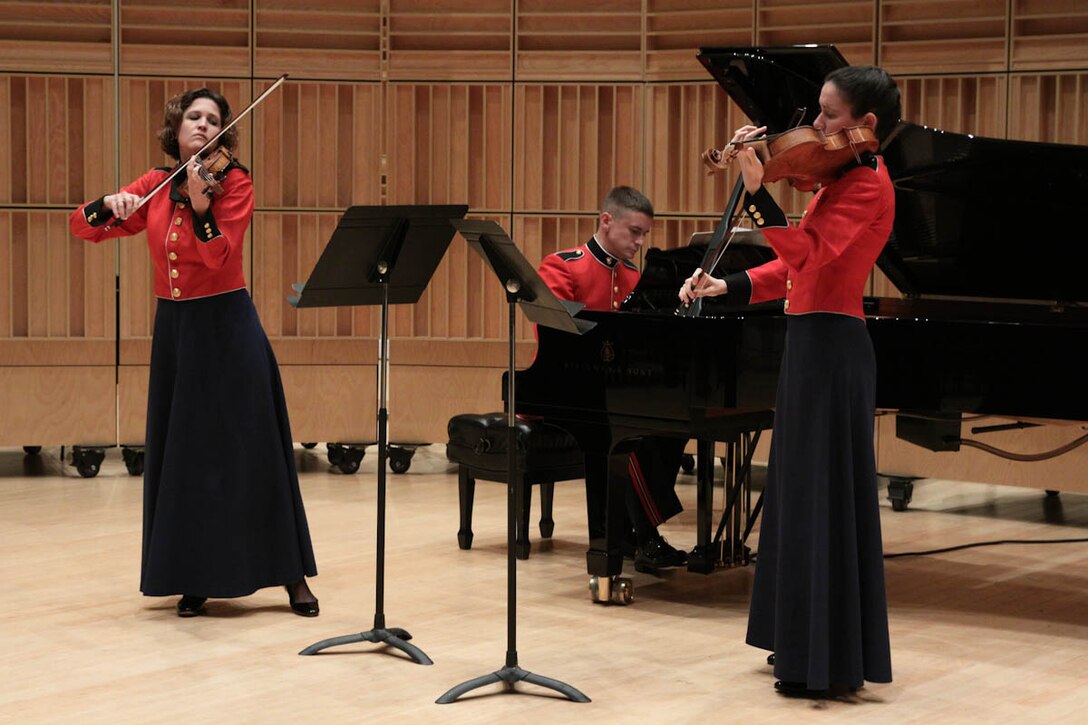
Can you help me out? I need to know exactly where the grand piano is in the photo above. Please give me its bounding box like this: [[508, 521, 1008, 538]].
[[515, 45, 1088, 601]]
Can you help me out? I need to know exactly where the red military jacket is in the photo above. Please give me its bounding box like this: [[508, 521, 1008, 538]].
[[537, 236, 641, 312], [69, 165, 254, 301], [722, 154, 895, 320]]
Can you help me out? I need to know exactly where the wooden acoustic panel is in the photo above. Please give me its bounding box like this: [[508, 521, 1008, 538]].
[[279, 364, 377, 443], [879, 0, 1008, 74], [645, 82, 743, 216], [1009, 73, 1088, 144], [644, 0, 753, 81], [1011, 0, 1088, 71], [515, 0, 643, 81], [385, 83, 512, 211], [0, 1, 113, 74], [387, 0, 513, 81], [119, 0, 250, 77], [898, 75, 1008, 137], [757, 0, 875, 67], [253, 81, 383, 210], [255, 0, 381, 81], [0, 366, 116, 446], [0, 75, 116, 206], [388, 365, 506, 443], [0, 211, 115, 351], [514, 84, 642, 213]]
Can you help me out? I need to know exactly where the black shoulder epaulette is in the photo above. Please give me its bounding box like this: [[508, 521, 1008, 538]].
[[556, 249, 584, 262]]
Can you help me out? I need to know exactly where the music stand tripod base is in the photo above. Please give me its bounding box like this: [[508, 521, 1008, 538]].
[[299, 621, 433, 665], [436, 665, 590, 704]]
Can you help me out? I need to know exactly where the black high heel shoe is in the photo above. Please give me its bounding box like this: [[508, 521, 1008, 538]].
[[176, 595, 207, 617], [285, 583, 319, 617]]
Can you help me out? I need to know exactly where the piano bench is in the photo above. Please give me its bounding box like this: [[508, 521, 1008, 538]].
[[446, 412, 583, 560]]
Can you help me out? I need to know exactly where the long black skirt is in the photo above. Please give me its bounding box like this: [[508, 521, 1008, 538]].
[[140, 290, 317, 598], [746, 313, 892, 690]]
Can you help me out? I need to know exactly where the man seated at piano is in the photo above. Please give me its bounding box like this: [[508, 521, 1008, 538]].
[[678, 66, 898, 696], [537, 185, 689, 571]]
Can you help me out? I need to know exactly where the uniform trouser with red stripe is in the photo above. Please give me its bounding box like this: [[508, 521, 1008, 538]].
[[626, 436, 686, 541]]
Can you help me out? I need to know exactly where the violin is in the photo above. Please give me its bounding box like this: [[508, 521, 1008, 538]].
[[701, 125, 878, 191], [181, 147, 235, 199]]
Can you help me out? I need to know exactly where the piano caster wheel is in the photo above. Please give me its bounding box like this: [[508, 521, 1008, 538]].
[[589, 575, 633, 605]]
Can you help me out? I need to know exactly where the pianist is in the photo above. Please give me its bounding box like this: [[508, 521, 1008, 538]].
[[537, 186, 689, 572], [679, 66, 899, 697]]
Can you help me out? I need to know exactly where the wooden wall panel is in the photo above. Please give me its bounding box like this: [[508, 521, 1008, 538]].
[[514, 84, 642, 213], [253, 81, 382, 210], [255, 0, 381, 80], [0, 75, 115, 206], [119, 0, 250, 77], [879, 0, 1008, 74], [388, 0, 512, 81], [0, 212, 115, 350], [757, 0, 875, 67], [645, 0, 753, 81], [279, 365, 377, 442], [1009, 73, 1088, 145], [386, 83, 512, 211], [1011, 0, 1088, 71], [898, 75, 1008, 137], [645, 82, 742, 216], [0, 366, 116, 445], [515, 0, 643, 81], [0, 1, 113, 74]]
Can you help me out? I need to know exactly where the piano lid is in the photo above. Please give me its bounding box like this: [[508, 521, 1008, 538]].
[[697, 45, 848, 132], [879, 122, 1088, 303]]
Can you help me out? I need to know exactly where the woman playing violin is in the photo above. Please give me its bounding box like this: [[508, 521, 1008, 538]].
[[70, 88, 319, 618], [679, 66, 900, 697]]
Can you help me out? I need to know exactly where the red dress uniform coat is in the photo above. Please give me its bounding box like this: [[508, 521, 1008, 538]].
[[723, 155, 894, 319], [70, 165, 254, 301], [538, 236, 641, 312]]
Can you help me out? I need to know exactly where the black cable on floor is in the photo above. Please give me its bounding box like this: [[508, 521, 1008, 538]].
[[884, 537, 1088, 559]]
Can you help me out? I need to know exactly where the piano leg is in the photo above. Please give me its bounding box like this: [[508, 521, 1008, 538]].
[[688, 439, 718, 574]]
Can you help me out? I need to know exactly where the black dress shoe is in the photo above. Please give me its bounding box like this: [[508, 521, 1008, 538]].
[[176, 595, 207, 617], [634, 534, 688, 573], [290, 599, 320, 617], [285, 584, 319, 617], [774, 680, 822, 698], [774, 680, 855, 699]]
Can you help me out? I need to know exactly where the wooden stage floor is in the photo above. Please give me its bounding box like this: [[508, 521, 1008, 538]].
[[2, 445, 1087, 723]]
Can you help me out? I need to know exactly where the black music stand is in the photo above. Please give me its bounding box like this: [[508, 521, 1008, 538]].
[[293, 204, 467, 665], [436, 220, 592, 704]]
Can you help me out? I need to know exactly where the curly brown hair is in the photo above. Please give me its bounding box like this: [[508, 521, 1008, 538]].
[[158, 88, 237, 161]]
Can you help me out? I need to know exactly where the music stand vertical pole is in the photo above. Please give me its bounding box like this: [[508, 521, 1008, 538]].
[[299, 270, 433, 665], [436, 281, 589, 704]]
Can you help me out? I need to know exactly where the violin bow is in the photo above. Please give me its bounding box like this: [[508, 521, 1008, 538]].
[[104, 73, 288, 230], [676, 176, 747, 317]]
